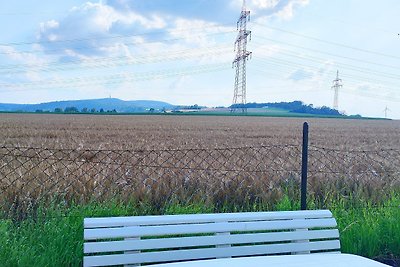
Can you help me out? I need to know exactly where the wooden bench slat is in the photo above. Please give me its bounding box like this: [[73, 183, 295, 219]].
[[84, 210, 341, 266], [84, 229, 339, 253], [84, 240, 340, 267], [84, 210, 333, 228], [84, 218, 337, 240]]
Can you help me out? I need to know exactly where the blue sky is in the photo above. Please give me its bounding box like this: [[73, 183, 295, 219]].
[[0, 0, 399, 118]]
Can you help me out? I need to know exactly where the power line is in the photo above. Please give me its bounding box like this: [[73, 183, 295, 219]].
[[250, 63, 400, 103], [0, 45, 233, 75], [2, 39, 398, 92], [253, 22, 400, 60], [306, 13, 398, 36], [0, 68, 230, 93], [253, 57, 400, 98], [0, 30, 235, 55], [249, 60, 400, 102], [0, 11, 69, 16], [1, 19, 398, 105], [0, 44, 231, 69], [5, 43, 393, 93], [254, 37, 400, 71], [0, 24, 233, 47], [0, 63, 230, 87], [251, 41, 400, 81], [3, 38, 393, 93], [253, 56, 400, 90], [0, 63, 231, 92], [337, 87, 400, 103]]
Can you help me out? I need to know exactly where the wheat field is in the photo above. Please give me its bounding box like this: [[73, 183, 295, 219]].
[[1, 113, 399, 150], [0, 113, 399, 218]]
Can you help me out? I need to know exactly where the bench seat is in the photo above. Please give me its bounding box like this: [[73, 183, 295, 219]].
[[84, 210, 340, 266]]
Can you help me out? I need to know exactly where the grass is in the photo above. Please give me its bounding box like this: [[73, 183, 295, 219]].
[[333, 197, 400, 261], [0, 194, 399, 266], [0, 110, 368, 119]]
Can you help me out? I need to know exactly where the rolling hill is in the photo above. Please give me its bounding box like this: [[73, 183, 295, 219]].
[[0, 98, 174, 113]]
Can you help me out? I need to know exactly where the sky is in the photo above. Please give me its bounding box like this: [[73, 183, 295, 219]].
[[0, 0, 399, 119]]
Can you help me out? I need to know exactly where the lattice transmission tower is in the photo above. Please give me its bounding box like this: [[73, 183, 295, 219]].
[[231, 0, 252, 113], [331, 70, 342, 110], [384, 106, 391, 119]]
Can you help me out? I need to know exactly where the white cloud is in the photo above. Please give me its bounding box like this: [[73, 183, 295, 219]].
[[169, 18, 233, 47], [37, 1, 169, 58], [39, 20, 59, 31], [275, 0, 309, 20], [288, 68, 314, 81], [253, 0, 280, 9], [252, 43, 283, 58], [232, 0, 310, 19], [0, 45, 51, 82], [78, 2, 166, 31], [168, 76, 187, 94], [36, 0, 303, 64]]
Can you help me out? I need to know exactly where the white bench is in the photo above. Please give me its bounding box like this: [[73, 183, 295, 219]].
[[83, 210, 340, 267]]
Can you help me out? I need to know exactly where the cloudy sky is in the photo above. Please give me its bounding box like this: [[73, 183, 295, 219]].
[[0, 0, 399, 118]]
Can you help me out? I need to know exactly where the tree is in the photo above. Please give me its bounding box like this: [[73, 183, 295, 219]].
[[90, 108, 96, 113], [64, 106, 79, 113], [99, 108, 104, 113], [81, 107, 88, 113], [54, 108, 63, 113]]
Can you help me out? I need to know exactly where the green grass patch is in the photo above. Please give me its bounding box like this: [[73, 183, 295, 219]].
[[1, 110, 386, 120], [0, 195, 399, 266]]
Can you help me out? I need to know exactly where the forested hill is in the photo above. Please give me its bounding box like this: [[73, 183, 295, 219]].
[[232, 101, 346, 116]]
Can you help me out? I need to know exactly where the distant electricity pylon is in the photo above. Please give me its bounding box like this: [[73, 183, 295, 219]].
[[231, 0, 252, 113], [384, 106, 391, 119], [331, 70, 342, 110]]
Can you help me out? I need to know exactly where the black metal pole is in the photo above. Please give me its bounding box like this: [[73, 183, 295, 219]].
[[301, 122, 309, 210]]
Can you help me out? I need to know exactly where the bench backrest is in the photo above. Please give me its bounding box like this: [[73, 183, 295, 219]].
[[84, 210, 340, 266]]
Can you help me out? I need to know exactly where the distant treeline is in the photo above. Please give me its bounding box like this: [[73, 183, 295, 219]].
[[35, 107, 118, 113], [173, 104, 204, 110], [231, 101, 344, 116]]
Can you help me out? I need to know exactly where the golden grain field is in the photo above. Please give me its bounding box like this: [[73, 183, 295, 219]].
[[0, 114, 399, 218], [1, 113, 399, 150]]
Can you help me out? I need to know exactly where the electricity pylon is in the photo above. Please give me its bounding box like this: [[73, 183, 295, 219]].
[[331, 70, 342, 110], [231, 0, 252, 113], [384, 106, 391, 119]]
